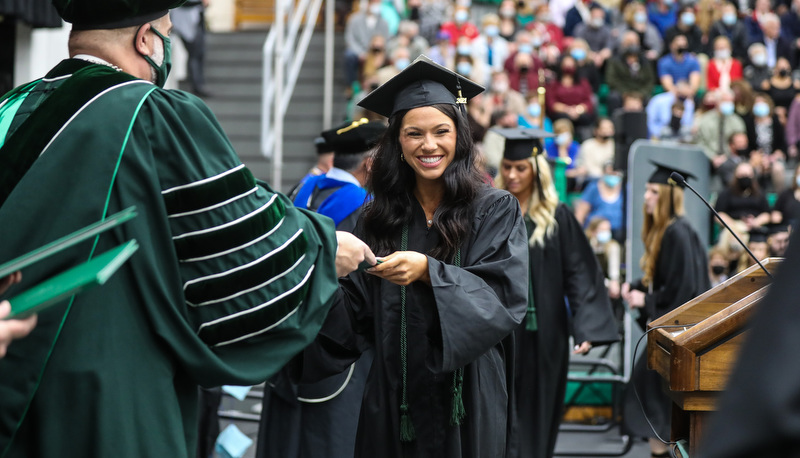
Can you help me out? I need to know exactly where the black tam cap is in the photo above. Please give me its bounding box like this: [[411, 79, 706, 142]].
[[357, 55, 484, 118], [648, 160, 696, 188], [313, 136, 330, 155], [53, 0, 186, 30], [749, 227, 769, 244], [321, 119, 386, 155], [766, 223, 790, 235], [492, 127, 554, 161]]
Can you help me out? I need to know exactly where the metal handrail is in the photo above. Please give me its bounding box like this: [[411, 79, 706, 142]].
[[261, 0, 334, 190]]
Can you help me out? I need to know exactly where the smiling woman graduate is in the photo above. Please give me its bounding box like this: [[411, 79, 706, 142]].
[[290, 56, 529, 457]]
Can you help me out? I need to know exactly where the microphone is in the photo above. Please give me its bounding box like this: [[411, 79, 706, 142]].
[[670, 172, 774, 280]]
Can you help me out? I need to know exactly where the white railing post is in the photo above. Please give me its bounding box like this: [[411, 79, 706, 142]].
[[324, 0, 334, 130], [273, 0, 285, 190]]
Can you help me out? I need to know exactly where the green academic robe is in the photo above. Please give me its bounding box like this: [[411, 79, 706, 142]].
[[0, 59, 339, 457]]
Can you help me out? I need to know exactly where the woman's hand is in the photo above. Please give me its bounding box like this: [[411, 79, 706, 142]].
[[621, 282, 645, 308], [367, 251, 430, 286], [608, 279, 621, 299], [0, 271, 21, 296]]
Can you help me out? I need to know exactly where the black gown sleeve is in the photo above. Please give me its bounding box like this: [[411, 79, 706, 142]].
[[556, 205, 620, 346], [428, 192, 529, 372]]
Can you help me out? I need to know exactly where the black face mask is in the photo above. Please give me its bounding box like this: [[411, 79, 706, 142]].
[[735, 147, 750, 158], [676, 46, 688, 54], [779, 69, 790, 77], [670, 115, 682, 132], [737, 176, 752, 190], [711, 265, 726, 275]]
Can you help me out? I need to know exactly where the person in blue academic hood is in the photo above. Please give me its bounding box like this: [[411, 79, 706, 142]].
[[292, 119, 386, 232]]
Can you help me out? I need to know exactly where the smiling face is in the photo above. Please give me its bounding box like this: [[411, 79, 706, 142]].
[[500, 158, 534, 197], [399, 106, 458, 183]]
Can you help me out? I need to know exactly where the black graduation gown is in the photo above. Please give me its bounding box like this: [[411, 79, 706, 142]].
[[292, 186, 529, 458], [508, 204, 620, 458], [699, 229, 799, 458], [622, 217, 710, 439]]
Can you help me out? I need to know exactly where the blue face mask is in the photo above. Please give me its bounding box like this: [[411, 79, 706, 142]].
[[596, 230, 612, 244], [457, 44, 472, 56], [719, 101, 735, 116], [456, 62, 473, 75], [570, 48, 587, 61], [722, 12, 737, 26], [681, 12, 695, 26], [395, 58, 410, 71], [140, 26, 172, 88], [556, 132, 571, 145], [753, 102, 770, 117], [455, 10, 469, 23], [519, 44, 534, 54], [528, 103, 542, 117], [485, 25, 500, 37], [603, 174, 621, 188], [634, 12, 647, 24]]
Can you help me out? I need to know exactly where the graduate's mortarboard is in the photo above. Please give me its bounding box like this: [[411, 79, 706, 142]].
[[52, 0, 186, 30], [767, 223, 790, 235], [647, 160, 696, 188], [320, 119, 386, 155], [313, 136, 330, 155], [357, 55, 484, 118], [492, 127, 554, 161], [749, 227, 769, 244]]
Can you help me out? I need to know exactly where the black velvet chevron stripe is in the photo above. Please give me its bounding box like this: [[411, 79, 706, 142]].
[[174, 194, 286, 261], [197, 278, 310, 346], [163, 167, 257, 216], [185, 230, 309, 305]]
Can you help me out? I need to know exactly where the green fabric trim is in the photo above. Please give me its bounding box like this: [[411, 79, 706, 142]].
[[174, 194, 286, 261], [197, 277, 311, 346], [163, 167, 257, 216], [0, 63, 137, 208], [1, 83, 154, 458], [184, 231, 309, 305], [0, 81, 38, 149]]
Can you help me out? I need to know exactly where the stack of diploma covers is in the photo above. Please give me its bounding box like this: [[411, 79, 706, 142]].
[[0, 207, 139, 319]]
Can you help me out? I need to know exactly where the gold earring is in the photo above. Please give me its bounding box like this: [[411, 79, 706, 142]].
[[400, 153, 405, 162]]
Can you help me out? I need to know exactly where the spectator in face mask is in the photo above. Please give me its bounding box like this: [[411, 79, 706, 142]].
[[707, 247, 730, 287], [615, 2, 663, 60], [574, 163, 625, 240], [763, 57, 800, 121], [375, 45, 412, 85], [658, 33, 701, 97], [745, 93, 787, 192], [497, 0, 519, 40], [505, 48, 544, 97], [471, 14, 510, 86], [518, 90, 554, 131], [387, 20, 429, 61], [647, 0, 679, 38], [605, 31, 656, 115], [744, 43, 772, 90], [753, 13, 792, 69], [545, 55, 596, 133], [665, 5, 705, 55], [545, 118, 583, 191], [709, 2, 749, 60], [564, 0, 607, 37], [480, 71, 527, 122], [575, 117, 616, 181], [585, 216, 623, 299], [529, 4, 566, 51], [771, 162, 800, 226], [715, 162, 772, 233], [344, 0, 390, 97], [573, 5, 614, 68], [744, 0, 775, 46], [647, 79, 695, 139], [696, 90, 747, 171], [439, 5, 479, 46], [567, 38, 602, 92], [707, 36, 743, 91]]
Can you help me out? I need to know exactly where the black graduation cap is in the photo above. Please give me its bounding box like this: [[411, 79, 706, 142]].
[[749, 227, 769, 244], [766, 223, 790, 236], [320, 119, 386, 155], [492, 127, 555, 161], [357, 55, 484, 118], [53, 0, 186, 30], [648, 160, 696, 188], [313, 136, 329, 155]]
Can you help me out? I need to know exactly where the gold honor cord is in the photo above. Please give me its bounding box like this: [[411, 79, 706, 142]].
[[336, 118, 369, 135]]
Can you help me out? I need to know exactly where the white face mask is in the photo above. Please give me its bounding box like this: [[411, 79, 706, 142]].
[[596, 230, 612, 244], [492, 81, 509, 93], [369, 4, 381, 15], [556, 132, 571, 145], [715, 49, 731, 60]]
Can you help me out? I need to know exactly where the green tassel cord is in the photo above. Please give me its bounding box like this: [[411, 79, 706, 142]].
[[526, 280, 538, 331], [398, 224, 466, 442]]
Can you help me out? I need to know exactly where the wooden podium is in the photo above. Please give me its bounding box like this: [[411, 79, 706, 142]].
[[647, 258, 782, 456]]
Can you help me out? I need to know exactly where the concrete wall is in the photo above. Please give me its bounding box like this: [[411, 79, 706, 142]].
[[13, 21, 69, 85]]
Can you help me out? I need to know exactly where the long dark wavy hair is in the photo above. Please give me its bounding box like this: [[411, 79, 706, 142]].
[[361, 103, 484, 261]]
